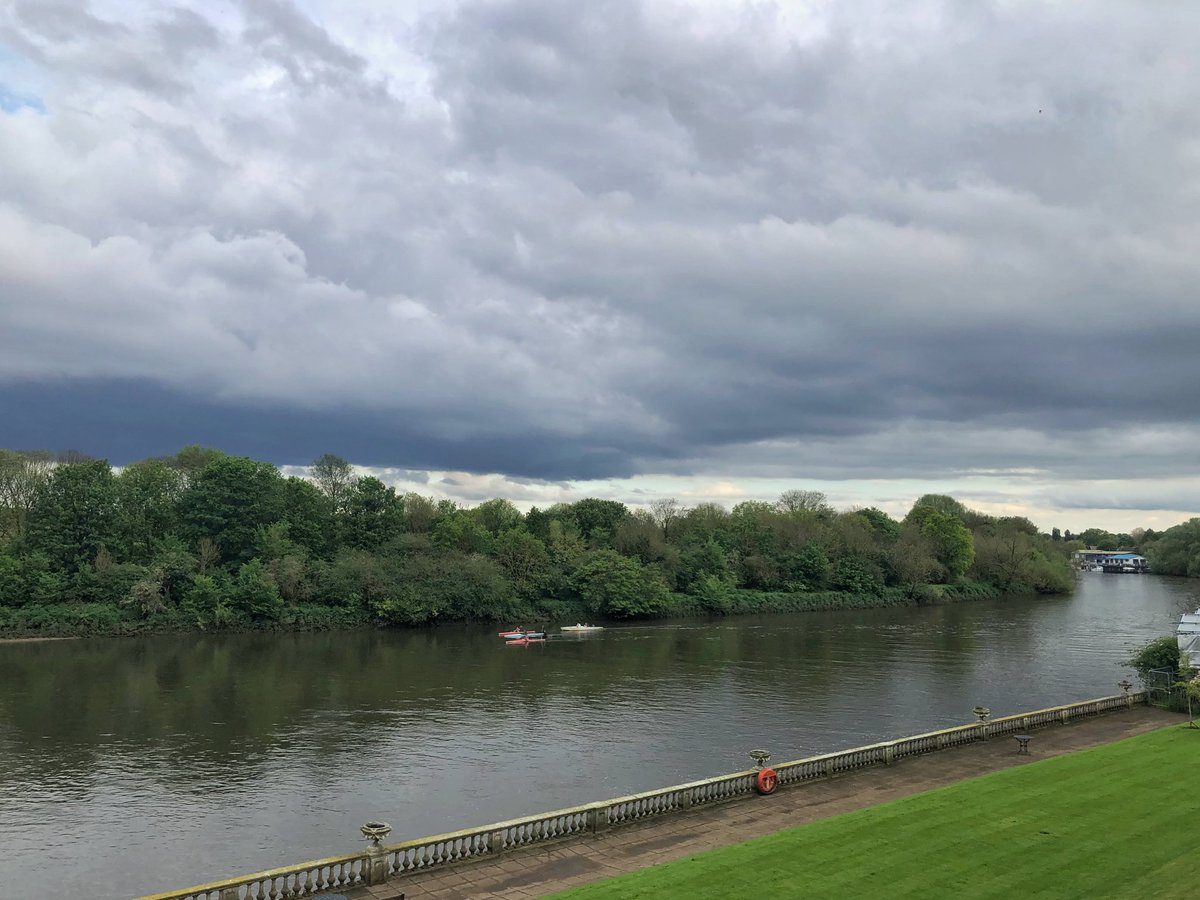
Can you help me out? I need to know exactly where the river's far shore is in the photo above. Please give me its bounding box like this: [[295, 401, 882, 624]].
[[0, 582, 1015, 639], [0, 635, 79, 644]]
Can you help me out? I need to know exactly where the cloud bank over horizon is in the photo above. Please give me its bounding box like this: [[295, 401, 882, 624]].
[[2, 0, 1200, 529]]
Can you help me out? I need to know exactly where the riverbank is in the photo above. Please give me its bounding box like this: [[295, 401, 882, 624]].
[[0, 582, 1008, 638], [339, 706, 1183, 900]]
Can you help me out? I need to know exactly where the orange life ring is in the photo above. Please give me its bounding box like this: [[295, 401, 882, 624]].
[[755, 767, 778, 795]]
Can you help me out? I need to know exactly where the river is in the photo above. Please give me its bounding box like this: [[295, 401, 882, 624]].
[[1, 573, 1196, 899]]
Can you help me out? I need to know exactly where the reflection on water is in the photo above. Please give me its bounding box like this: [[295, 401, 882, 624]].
[[0, 574, 1196, 899]]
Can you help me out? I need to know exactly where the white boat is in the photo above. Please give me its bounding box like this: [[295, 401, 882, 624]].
[[1178, 609, 1200, 667], [560, 624, 605, 633]]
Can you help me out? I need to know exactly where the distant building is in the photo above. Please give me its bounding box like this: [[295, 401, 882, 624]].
[[1072, 550, 1149, 573]]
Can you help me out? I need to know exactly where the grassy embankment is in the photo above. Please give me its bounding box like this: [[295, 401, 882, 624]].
[[0, 581, 1004, 637], [552, 725, 1197, 900]]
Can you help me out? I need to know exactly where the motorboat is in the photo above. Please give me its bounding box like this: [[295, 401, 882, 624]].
[[560, 624, 605, 632]]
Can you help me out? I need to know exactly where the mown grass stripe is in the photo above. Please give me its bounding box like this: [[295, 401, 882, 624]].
[[552, 726, 1198, 900]]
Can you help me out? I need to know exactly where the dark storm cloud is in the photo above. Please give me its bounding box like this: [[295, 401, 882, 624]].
[[0, 379, 653, 478], [2, 0, 1200, 484]]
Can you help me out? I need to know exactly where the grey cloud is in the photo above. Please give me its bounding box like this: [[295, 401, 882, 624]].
[[242, 0, 368, 91], [1, 0, 1199, 493]]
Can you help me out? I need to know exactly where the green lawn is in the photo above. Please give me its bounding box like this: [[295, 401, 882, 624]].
[[552, 726, 1198, 900]]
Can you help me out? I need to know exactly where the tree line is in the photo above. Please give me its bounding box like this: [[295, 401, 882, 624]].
[[0, 447, 1075, 633]]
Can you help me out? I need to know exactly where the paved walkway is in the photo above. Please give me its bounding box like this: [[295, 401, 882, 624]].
[[346, 706, 1180, 900]]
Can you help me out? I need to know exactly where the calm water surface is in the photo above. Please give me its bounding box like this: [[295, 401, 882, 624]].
[[1, 574, 1196, 899]]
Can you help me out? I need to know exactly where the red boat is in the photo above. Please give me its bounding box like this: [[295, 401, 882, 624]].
[[505, 637, 545, 646], [498, 628, 528, 637]]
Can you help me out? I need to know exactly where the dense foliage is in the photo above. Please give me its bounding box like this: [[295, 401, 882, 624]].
[[0, 449, 1075, 634], [1124, 635, 1182, 679]]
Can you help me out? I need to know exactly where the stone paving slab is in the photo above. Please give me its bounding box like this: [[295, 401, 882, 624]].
[[345, 706, 1181, 900]]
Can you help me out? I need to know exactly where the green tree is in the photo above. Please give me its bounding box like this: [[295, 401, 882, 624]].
[[471, 499, 524, 536], [309, 453, 355, 512], [1078, 528, 1118, 551], [908, 494, 969, 521], [830, 555, 883, 595], [402, 493, 438, 533], [114, 459, 184, 562], [569, 498, 630, 544], [650, 497, 682, 539], [432, 510, 493, 554], [173, 445, 225, 484], [255, 522, 312, 604], [1144, 519, 1200, 577], [573, 549, 670, 618], [1125, 636, 1180, 680], [179, 456, 285, 566], [280, 476, 333, 558], [693, 572, 735, 613], [182, 574, 229, 626], [0, 554, 24, 607], [27, 459, 118, 570], [614, 512, 679, 576], [776, 489, 831, 516], [919, 510, 975, 579], [674, 503, 731, 547], [341, 477, 404, 550], [852, 507, 900, 542], [493, 530, 551, 599], [230, 559, 283, 621], [779, 542, 831, 591], [890, 526, 942, 594], [678, 539, 730, 593], [0, 449, 54, 541], [729, 501, 779, 560]]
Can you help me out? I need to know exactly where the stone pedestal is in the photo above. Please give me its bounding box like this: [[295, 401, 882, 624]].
[[360, 821, 393, 886], [364, 848, 390, 886]]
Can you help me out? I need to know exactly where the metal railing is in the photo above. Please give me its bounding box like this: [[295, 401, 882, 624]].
[[135, 691, 1146, 900]]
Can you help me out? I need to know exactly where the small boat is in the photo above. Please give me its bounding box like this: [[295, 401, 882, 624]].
[[504, 633, 547, 648], [503, 631, 545, 641], [498, 628, 528, 637], [560, 624, 605, 632]]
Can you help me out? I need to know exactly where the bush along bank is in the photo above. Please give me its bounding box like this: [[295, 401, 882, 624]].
[[0, 447, 1074, 637], [0, 584, 1013, 638]]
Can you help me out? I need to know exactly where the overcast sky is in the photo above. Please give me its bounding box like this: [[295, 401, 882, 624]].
[[2, 0, 1199, 532]]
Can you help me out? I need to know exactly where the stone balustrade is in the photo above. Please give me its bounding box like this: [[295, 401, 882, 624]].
[[136, 691, 1146, 900]]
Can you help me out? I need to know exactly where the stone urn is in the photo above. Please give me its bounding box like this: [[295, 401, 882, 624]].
[[748, 749, 772, 769], [361, 822, 392, 847]]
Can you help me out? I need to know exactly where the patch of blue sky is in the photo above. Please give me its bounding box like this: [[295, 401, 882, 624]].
[[0, 44, 47, 113], [0, 82, 45, 113]]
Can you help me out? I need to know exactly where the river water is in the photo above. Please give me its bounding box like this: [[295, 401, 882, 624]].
[[1, 574, 1196, 899]]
